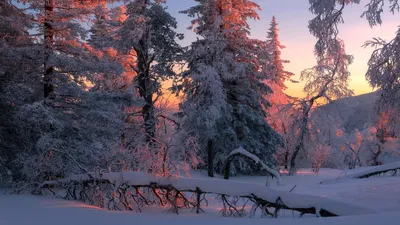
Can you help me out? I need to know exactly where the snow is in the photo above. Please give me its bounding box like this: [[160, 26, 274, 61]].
[[1, 166, 400, 224], [0, 194, 399, 225]]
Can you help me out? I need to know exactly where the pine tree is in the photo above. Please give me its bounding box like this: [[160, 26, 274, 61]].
[[264, 16, 294, 132], [180, 0, 282, 177], [266, 16, 292, 92]]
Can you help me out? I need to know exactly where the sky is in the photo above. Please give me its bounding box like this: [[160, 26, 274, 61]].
[[162, 0, 400, 98]]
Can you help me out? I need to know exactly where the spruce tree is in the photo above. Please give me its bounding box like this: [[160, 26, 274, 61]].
[[115, 0, 183, 145], [264, 16, 294, 131], [266, 16, 292, 92], [180, 0, 282, 177]]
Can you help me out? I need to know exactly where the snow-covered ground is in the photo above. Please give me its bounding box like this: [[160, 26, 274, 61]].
[[1, 168, 399, 225]]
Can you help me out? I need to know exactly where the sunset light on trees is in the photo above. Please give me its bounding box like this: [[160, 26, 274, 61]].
[[0, 0, 400, 224]]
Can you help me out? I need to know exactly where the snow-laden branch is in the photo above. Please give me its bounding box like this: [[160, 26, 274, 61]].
[[224, 147, 281, 185]]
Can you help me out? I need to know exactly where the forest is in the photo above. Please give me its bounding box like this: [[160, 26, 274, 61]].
[[0, 0, 400, 224]]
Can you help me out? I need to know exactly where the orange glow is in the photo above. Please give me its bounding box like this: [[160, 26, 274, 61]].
[[40, 201, 103, 210], [72, 203, 103, 209]]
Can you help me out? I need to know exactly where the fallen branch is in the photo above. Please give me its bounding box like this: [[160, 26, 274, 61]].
[[223, 147, 281, 185], [340, 161, 400, 179]]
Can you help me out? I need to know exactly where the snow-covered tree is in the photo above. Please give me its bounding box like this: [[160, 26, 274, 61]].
[[261, 16, 296, 170], [288, 40, 354, 175], [263, 16, 295, 130], [368, 112, 399, 165], [273, 104, 299, 170], [364, 30, 400, 136], [266, 16, 293, 93], [0, 0, 139, 183], [310, 143, 331, 173], [180, 0, 282, 177]]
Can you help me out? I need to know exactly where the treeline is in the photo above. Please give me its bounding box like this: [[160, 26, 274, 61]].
[[0, 0, 290, 184]]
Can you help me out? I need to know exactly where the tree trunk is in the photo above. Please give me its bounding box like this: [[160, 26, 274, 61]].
[[223, 155, 232, 179], [207, 139, 214, 177], [289, 104, 311, 176], [284, 149, 289, 170], [162, 146, 167, 176], [289, 144, 301, 175], [371, 145, 382, 166], [137, 38, 156, 144], [44, 0, 54, 98]]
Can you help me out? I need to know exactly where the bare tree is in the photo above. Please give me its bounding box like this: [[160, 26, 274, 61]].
[[288, 40, 353, 175]]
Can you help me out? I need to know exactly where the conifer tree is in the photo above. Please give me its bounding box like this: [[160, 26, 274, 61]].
[[266, 16, 292, 92], [264, 16, 294, 132], [115, 0, 183, 145], [180, 0, 282, 177]]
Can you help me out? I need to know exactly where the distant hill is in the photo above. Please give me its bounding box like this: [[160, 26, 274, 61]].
[[313, 92, 379, 133]]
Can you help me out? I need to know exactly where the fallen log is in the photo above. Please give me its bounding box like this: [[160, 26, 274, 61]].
[[11, 171, 376, 218], [343, 161, 400, 179]]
